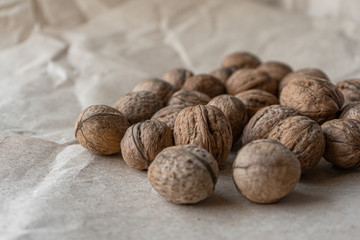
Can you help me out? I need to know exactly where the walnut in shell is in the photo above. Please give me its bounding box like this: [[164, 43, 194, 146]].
[[148, 145, 219, 204], [133, 78, 175, 104], [226, 69, 277, 96], [162, 68, 194, 91], [151, 105, 186, 131], [280, 76, 344, 123], [208, 95, 248, 143], [268, 115, 325, 172], [235, 89, 279, 118], [233, 139, 301, 203], [241, 105, 298, 146], [167, 90, 211, 107], [336, 79, 360, 103], [182, 74, 225, 98], [339, 102, 360, 122], [321, 119, 360, 169], [173, 105, 232, 163], [221, 52, 261, 69], [115, 91, 163, 124], [121, 120, 173, 170], [210, 66, 239, 84], [257, 61, 293, 83], [75, 105, 130, 155]]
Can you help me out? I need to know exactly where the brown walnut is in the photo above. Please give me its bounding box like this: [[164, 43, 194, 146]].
[[151, 105, 186, 131], [257, 61, 293, 83], [339, 102, 360, 122], [162, 68, 194, 91], [167, 90, 211, 107], [182, 74, 225, 98], [133, 78, 175, 104], [336, 79, 360, 103], [221, 52, 261, 69], [74, 105, 130, 155], [210, 66, 239, 84]]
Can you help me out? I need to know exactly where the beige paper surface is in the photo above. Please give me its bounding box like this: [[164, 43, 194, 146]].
[[1, 0, 360, 239]]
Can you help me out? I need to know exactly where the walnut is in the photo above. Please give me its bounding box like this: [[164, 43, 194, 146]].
[[267, 115, 325, 172], [75, 105, 130, 155], [167, 90, 211, 107], [235, 89, 279, 118], [162, 68, 194, 91], [336, 79, 360, 103], [226, 69, 277, 96], [321, 119, 360, 169], [339, 102, 360, 122], [280, 76, 344, 123], [182, 74, 225, 98], [133, 78, 175, 104], [120, 120, 173, 170], [115, 91, 163, 124], [221, 52, 261, 69], [148, 145, 219, 204], [257, 61, 293, 83], [233, 139, 301, 203], [210, 66, 239, 84], [208, 95, 248, 143], [241, 105, 298, 145], [173, 105, 232, 163], [151, 105, 186, 131]]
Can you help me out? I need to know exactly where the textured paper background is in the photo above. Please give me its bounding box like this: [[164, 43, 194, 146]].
[[1, 0, 360, 239]]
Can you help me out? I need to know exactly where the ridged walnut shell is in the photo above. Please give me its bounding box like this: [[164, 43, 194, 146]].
[[233, 139, 301, 203], [115, 91, 163, 124], [183, 74, 225, 98], [121, 120, 173, 170], [235, 89, 279, 118], [221, 52, 261, 69], [148, 145, 219, 204], [257, 61, 293, 83], [162, 68, 194, 91], [241, 105, 298, 145], [339, 102, 360, 122], [151, 105, 186, 131], [280, 76, 344, 123], [226, 69, 277, 96], [133, 78, 175, 104], [336, 79, 360, 103], [321, 119, 360, 169], [210, 66, 239, 84], [268, 115, 325, 172], [208, 95, 248, 143], [167, 90, 211, 107], [173, 105, 232, 163], [75, 105, 130, 155]]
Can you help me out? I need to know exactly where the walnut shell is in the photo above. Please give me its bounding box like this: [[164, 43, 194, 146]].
[[151, 105, 186, 131], [336, 79, 360, 103], [321, 119, 360, 169], [208, 95, 248, 143], [233, 139, 301, 203], [235, 89, 279, 118], [121, 120, 173, 170], [280, 77, 344, 123], [339, 102, 360, 122], [173, 105, 232, 163], [162, 68, 194, 91], [133, 78, 175, 104], [226, 69, 277, 96], [182, 74, 225, 98], [257, 61, 293, 83], [115, 91, 163, 124], [241, 105, 298, 146], [148, 145, 219, 204], [167, 90, 211, 107], [268, 115, 325, 172], [75, 105, 130, 155], [221, 52, 261, 69], [210, 66, 239, 84]]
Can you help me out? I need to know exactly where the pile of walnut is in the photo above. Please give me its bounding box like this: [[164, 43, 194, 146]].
[[75, 52, 360, 205]]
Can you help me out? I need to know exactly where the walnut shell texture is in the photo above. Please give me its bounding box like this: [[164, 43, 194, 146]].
[[233, 139, 301, 203], [148, 145, 219, 204], [336, 79, 360, 103], [339, 102, 360, 122], [241, 105, 298, 146], [268, 115, 325, 172], [162, 68, 194, 91], [235, 89, 279, 118], [75, 105, 130, 155], [257, 61, 293, 83], [167, 90, 211, 107], [321, 119, 360, 169], [173, 105, 232, 163], [151, 105, 186, 131], [210, 66, 239, 84], [208, 95, 248, 143], [221, 52, 261, 69], [280, 77, 344, 123], [182, 74, 225, 98], [133, 78, 175, 104], [115, 91, 163, 124], [121, 120, 173, 170]]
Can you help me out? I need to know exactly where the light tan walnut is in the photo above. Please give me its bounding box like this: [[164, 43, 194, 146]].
[[167, 90, 211, 107], [182, 74, 225, 98], [339, 102, 360, 122], [221, 52, 261, 69], [162, 68, 194, 91], [151, 105, 186, 131], [336, 79, 360, 103], [133, 78, 175, 104]]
